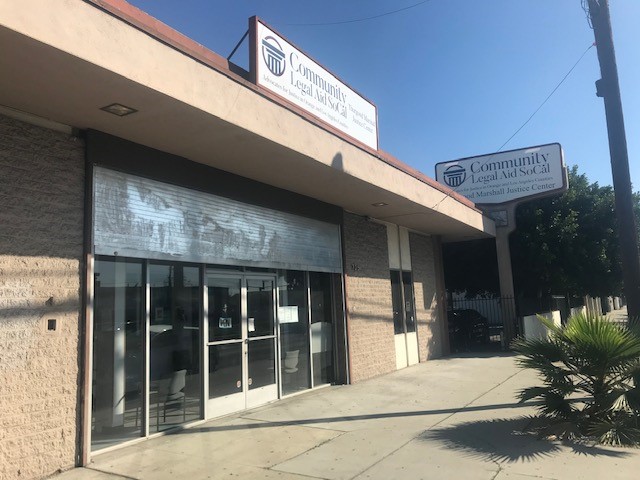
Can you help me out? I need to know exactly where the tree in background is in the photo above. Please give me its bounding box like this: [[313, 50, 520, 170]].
[[443, 166, 629, 299], [511, 165, 622, 298]]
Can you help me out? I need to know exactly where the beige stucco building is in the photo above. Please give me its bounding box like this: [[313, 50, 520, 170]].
[[0, 1, 495, 478]]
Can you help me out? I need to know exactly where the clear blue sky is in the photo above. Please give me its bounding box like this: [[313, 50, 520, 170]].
[[128, 0, 640, 189]]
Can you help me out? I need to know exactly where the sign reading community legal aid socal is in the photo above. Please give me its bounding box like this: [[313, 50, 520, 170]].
[[250, 17, 378, 150], [435, 143, 567, 205]]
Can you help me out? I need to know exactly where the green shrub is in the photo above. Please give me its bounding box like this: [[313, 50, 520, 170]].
[[512, 313, 640, 446]]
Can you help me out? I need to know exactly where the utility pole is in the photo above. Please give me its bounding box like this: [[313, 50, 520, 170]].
[[587, 0, 640, 323]]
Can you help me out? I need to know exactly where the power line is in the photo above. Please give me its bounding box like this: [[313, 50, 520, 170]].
[[279, 4, 594, 213], [494, 43, 594, 153], [431, 43, 594, 210], [284, 1, 432, 27]]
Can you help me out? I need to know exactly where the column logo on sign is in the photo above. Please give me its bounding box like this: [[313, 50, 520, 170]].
[[262, 36, 286, 76], [442, 165, 467, 188]]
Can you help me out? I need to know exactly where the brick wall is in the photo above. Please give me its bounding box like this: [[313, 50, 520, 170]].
[[410, 233, 447, 360], [342, 213, 395, 383], [0, 114, 85, 479]]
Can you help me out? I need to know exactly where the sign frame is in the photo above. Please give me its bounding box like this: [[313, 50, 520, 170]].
[[249, 16, 379, 151], [435, 143, 568, 206]]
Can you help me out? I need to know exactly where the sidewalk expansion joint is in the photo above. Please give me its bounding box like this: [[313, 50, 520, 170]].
[[489, 463, 503, 480], [502, 473, 560, 480], [350, 368, 526, 480], [266, 466, 333, 480], [269, 431, 348, 474], [425, 368, 525, 432], [85, 466, 139, 480]]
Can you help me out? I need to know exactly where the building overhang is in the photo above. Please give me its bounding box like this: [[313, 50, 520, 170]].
[[0, 0, 495, 240]]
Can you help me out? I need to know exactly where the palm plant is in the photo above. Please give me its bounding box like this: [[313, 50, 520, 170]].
[[513, 313, 640, 446]]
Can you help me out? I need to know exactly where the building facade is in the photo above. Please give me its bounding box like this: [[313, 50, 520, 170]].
[[0, 1, 494, 478]]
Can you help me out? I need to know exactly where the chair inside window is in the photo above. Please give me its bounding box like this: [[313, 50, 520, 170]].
[[151, 369, 187, 429]]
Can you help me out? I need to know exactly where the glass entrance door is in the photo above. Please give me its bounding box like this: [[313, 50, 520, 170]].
[[245, 277, 278, 408], [206, 273, 278, 418]]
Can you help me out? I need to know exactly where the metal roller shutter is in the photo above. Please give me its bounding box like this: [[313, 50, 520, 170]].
[[93, 167, 342, 273]]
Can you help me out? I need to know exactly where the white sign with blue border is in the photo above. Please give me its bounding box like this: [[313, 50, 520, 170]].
[[435, 143, 566, 205], [253, 20, 378, 150]]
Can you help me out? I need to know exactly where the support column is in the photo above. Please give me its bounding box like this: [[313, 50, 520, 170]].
[[483, 205, 518, 345]]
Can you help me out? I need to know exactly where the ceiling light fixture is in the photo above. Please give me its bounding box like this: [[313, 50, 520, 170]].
[[371, 202, 389, 207], [100, 103, 138, 117]]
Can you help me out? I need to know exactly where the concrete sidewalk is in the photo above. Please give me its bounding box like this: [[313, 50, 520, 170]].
[[55, 354, 639, 480]]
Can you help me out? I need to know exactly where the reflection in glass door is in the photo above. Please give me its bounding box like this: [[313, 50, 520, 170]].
[[148, 264, 202, 432], [92, 258, 144, 450], [246, 277, 278, 407], [207, 276, 244, 417], [278, 271, 310, 396], [206, 273, 278, 418], [310, 272, 334, 385]]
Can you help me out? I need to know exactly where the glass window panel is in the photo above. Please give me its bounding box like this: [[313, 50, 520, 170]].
[[390, 270, 404, 334], [92, 258, 143, 450], [149, 263, 201, 432], [248, 339, 276, 389], [278, 270, 311, 395], [209, 343, 243, 399], [247, 278, 274, 338], [329, 272, 347, 385], [402, 271, 416, 333], [208, 277, 242, 342], [310, 272, 334, 385]]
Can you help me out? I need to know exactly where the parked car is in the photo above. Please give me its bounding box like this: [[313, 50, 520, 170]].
[[448, 309, 490, 350]]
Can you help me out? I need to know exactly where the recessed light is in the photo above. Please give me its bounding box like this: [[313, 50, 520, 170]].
[[100, 103, 138, 117], [371, 202, 389, 207]]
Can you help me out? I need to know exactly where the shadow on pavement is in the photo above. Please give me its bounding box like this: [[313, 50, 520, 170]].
[[176, 401, 547, 435], [442, 351, 517, 360], [419, 417, 631, 463]]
